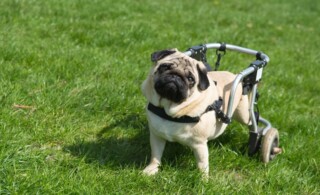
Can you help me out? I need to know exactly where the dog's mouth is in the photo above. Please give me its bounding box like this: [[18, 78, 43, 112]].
[[154, 74, 188, 103]]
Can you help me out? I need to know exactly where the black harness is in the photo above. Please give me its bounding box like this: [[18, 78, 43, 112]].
[[147, 97, 231, 124]]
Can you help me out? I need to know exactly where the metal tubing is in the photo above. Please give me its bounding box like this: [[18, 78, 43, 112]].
[[206, 43, 257, 55], [184, 50, 192, 56], [226, 66, 256, 119], [259, 117, 272, 135], [185, 43, 270, 63], [206, 43, 270, 63], [249, 84, 258, 133]]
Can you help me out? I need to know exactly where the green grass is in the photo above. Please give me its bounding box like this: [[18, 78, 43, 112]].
[[1, 0, 319, 194]]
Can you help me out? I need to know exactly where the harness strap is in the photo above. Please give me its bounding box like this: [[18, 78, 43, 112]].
[[147, 97, 231, 124], [147, 103, 200, 123], [213, 97, 231, 124]]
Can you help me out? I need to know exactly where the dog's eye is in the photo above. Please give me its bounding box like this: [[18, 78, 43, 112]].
[[187, 76, 195, 85], [158, 63, 173, 73]]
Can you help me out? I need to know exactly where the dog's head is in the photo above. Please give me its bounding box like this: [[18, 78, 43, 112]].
[[150, 49, 210, 103]]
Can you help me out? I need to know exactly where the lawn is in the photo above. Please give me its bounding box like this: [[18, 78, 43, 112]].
[[0, 0, 319, 194]]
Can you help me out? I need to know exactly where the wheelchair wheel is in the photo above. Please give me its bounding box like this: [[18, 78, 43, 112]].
[[261, 128, 281, 163]]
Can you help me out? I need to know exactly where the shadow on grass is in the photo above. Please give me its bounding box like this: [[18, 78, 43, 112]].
[[63, 114, 201, 169], [64, 114, 151, 168], [64, 113, 251, 170]]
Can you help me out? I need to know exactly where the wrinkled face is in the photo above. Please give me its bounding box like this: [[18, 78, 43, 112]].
[[151, 49, 210, 103]]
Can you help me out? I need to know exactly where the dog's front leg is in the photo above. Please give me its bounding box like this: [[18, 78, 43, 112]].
[[192, 143, 209, 178], [143, 131, 166, 176]]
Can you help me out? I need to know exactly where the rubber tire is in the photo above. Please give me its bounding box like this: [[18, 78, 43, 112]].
[[261, 128, 279, 163]]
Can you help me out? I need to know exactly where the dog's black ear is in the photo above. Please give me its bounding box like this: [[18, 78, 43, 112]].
[[151, 49, 176, 62], [197, 64, 210, 91]]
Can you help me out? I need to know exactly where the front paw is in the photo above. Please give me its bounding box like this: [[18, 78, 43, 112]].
[[142, 164, 159, 176], [201, 172, 209, 182]]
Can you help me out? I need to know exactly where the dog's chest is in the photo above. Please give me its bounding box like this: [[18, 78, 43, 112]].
[[147, 111, 195, 143], [147, 110, 227, 145]]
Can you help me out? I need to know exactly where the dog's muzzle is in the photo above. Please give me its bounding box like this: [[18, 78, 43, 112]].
[[154, 74, 188, 103]]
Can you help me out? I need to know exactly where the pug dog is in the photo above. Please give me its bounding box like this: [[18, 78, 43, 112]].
[[141, 49, 251, 177]]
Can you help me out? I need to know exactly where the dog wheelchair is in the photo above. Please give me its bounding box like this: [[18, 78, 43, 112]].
[[184, 43, 281, 163]]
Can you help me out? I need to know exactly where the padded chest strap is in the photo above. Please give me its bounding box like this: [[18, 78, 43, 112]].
[[147, 97, 230, 124]]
